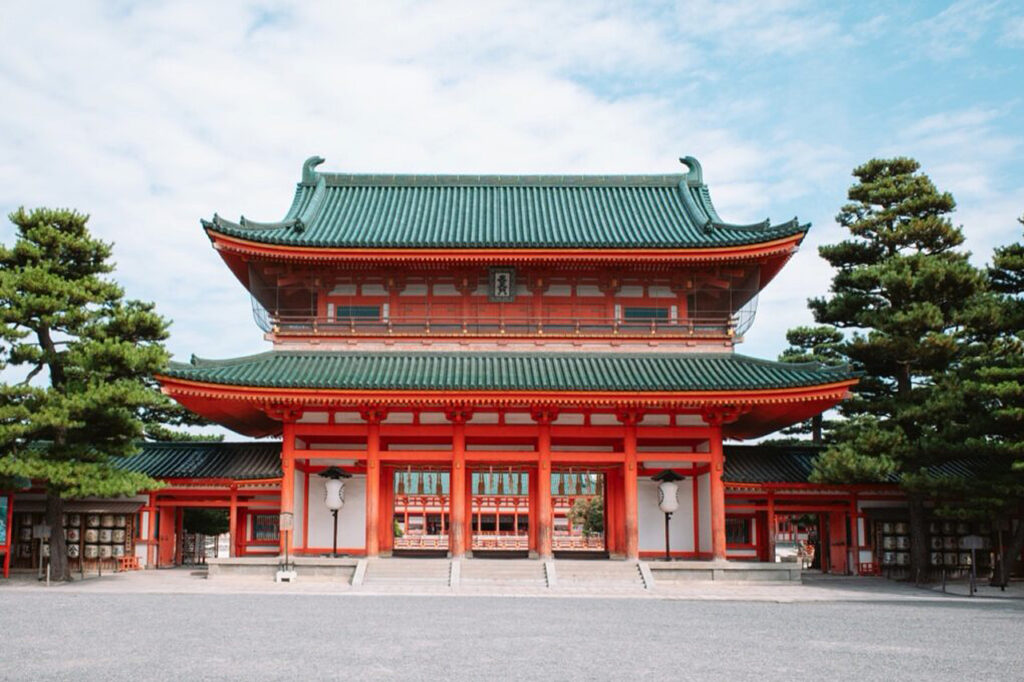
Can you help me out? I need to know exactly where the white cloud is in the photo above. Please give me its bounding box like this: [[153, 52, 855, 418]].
[[914, 0, 1004, 60], [674, 0, 843, 55]]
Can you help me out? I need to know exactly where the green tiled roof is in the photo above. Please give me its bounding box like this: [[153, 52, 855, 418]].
[[202, 156, 807, 249], [163, 351, 856, 392], [113, 442, 281, 480]]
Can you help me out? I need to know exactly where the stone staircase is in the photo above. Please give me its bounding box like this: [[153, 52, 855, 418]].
[[553, 560, 647, 591], [361, 558, 452, 587], [459, 559, 547, 589]]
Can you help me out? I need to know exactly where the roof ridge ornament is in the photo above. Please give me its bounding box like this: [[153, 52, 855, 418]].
[[679, 156, 703, 187], [302, 155, 325, 185]]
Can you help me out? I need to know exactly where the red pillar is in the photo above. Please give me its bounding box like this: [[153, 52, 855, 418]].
[[228, 489, 238, 558], [365, 413, 382, 557], [449, 411, 468, 557], [536, 416, 553, 559], [766, 490, 776, 564], [147, 493, 157, 567], [691, 474, 701, 556], [709, 426, 727, 560], [622, 416, 639, 560], [279, 420, 296, 556]]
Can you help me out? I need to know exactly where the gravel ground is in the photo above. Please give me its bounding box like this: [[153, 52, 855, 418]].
[[1, 591, 1022, 681]]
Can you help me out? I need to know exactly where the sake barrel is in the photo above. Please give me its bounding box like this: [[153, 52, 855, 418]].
[[896, 552, 909, 566], [84, 544, 99, 559], [114, 515, 126, 527], [896, 536, 910, 550], [930, 552, 944, 565], [19, 526, 32, 541], [929, 522, 940, 534], [84, 528, 99, 543], [943, 536, 957, 550], [959, 552, 972, 565], [112, 529, 126, 543], [944, 552, 957, 565], [99, 545, 113, 559], [98, 529, 113, 543], [882, 522, 894, 534], [68, 514, 81, 527], [67, 544, 80, 558], [112, 545, 125, 558], [883, 536, 896, 549], [883, 551, 896, 565], [941, 521, 954, 534], [930, 536, 943, 550], [41, 543, 50, 558], [86, 514, 100, 528], [100, 514, 115, 528], [956, 522, 970, 535], [66, 528, 80, 542], [894, 522, 909, 534]]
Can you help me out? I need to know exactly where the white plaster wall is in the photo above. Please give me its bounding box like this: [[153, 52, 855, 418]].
[[698, 473, 711, 553], [638, 478, 695, 553], [305, 474, 366, 551]]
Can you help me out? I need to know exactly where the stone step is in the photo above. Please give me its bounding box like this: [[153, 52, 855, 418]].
[[363, 559, 451, 584], [460, 559, 545, 584], [555, 560, 644, 585]]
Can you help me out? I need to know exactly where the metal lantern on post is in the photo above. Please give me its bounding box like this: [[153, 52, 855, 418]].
[[318, 466, 352, 558], [653, 470, 684, 562]]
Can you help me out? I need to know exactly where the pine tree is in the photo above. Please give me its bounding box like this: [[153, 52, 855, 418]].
[[777, 325, 845, 443], [0, 208, 183, 580], [807, 158, 986, 582]]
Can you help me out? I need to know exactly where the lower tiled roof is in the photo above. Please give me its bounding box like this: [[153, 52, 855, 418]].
[[114, 442, 281, 480], [163, 351, 856, 392]]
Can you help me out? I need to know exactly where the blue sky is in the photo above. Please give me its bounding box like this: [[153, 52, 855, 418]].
[[1, 1, 1022, 437]]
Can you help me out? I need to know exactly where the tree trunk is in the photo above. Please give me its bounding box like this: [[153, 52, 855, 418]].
[[45, 489, 70, 581], [995, 518, 1024, 587], [908, 494, 929, 585]]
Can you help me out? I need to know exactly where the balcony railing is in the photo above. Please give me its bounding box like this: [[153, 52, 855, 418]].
[[263, 314, 748, 339]]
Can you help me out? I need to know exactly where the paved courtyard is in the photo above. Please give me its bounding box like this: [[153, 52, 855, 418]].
[[2, 572, 1022, 680]]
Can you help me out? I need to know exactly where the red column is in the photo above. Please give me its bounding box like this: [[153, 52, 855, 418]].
[[279, 420, 296, 556], [622, 416, 639, 560], [691, 475, 701, 555], [449, 411, 468, 557], [228, 489, 238, 558], [766, 490, 776, 564], [536, 417, 553, 559], [709, 426, 727, 560], [365, 413, 382, 557]]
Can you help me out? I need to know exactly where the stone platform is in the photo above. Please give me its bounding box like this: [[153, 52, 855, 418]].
[[207, 556, 359, 581], [648, 559, 801, 583]]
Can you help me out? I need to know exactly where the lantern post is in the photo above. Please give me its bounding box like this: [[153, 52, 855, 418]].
[[652, 470, 684, 562], [318, 466, 352, 558]]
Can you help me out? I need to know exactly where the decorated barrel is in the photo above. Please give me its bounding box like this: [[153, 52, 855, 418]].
[[883, 536, 896, 550], [943, 537, 957, 550], [959, 552, 971, 565], [929, 522, 940, 534], [84, 528, 99, 543], [65, 528, 80, 542], [882, 522, 894, 534], [944, 552, 957, 565], [67, 544, 80, 558], [895, 536, 910, 550], [941, 521, 954, 534], [882, 551, 896, 565], [895, 552, 909, 566], [894, 522, 908, 534], [112, 545, 125, 558], [68, 514, 81, 527], [930, 536, 943, 550], [99, 545, 113, 559], [86, 514, 100, 528], [100, 514, 115, 528], [956, 523, 970, 535], [930, 552, 943, 565], [19, 526, 32, 541], [114, 515, 126, 527], [98, 529, 113, 543], [84, 544, 99, 559], [112, 529, 126, 543]]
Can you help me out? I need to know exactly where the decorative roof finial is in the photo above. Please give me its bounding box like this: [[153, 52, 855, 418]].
[[302, 156, 325, 185], [679, 156, 703, 187]]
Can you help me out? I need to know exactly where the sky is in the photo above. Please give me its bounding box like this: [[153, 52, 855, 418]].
[[1, 1, 1022, 438]]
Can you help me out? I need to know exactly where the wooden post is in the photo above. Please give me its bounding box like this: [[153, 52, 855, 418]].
[[280, 420, 296, 557], [147, 492, 157, 567], [849, 493, 858, 575], [301, 467, 310, 553], [709, 426, 727, 561], [691, 475, 701, 555], [622, 415, 639, 560], [449, 410, 468, 557], [766, 490, 776, 564], [536, 415, 553, 559], [365, 412, 382, 557]]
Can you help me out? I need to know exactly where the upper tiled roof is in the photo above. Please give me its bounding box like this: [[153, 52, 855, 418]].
[[202, 156, 807, 249], [113, 441, 281, 480], [162, 351, 856, 392]]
